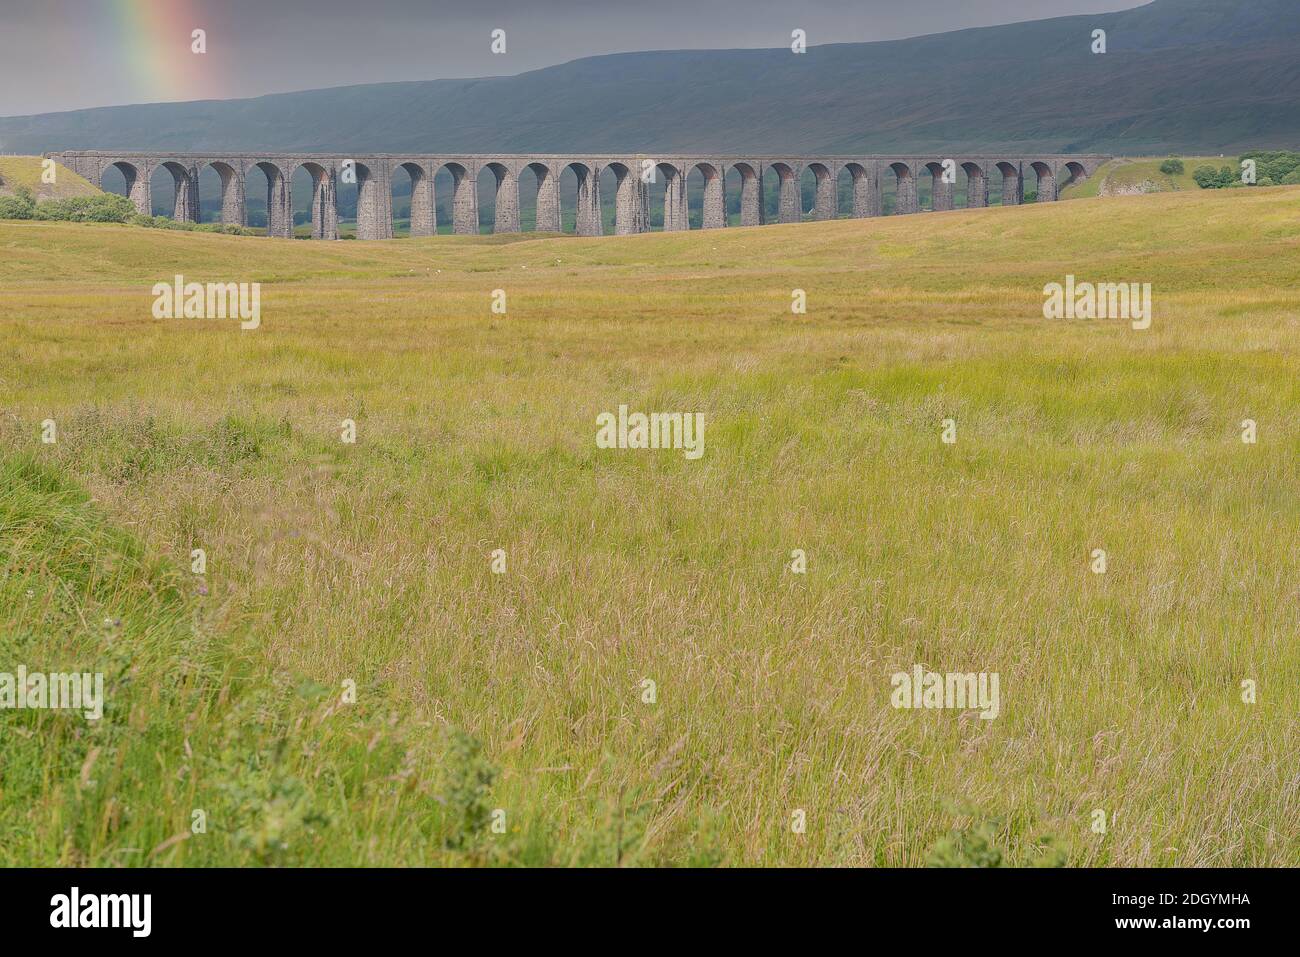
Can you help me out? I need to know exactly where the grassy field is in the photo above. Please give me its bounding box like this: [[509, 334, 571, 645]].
[[1063, 156, 1231, 199], [1, 185, 1298, 867]]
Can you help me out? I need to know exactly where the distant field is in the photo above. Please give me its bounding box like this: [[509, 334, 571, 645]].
[[2, 186, 1298, 866]]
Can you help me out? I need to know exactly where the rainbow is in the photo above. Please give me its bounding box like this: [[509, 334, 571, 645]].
[[98, 0, 215, 103]]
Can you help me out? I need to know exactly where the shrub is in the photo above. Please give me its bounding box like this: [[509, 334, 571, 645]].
[[924, 804, 1070, 868], [1193, 165, 1238, 189], [1159, 158, 1185, 175], [194, 222, 255, 236], [926, 818, 1005, 867], [439, 730, 498, 853], [1241, 149, 1300, 186], [126, 214, 251, 235], [0, 193, 35, 220], [31, 193, 136, 223]]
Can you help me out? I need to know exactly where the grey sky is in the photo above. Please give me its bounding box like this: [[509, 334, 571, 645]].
[[0, 0, 1147, 117]]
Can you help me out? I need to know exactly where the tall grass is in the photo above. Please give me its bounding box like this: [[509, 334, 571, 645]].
[[2, 186, 1298, 865]]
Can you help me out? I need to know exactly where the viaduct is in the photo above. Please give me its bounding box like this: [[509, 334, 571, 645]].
[[47, 151, 1110, 239]]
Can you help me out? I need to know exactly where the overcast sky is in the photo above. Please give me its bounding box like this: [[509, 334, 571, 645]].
[[0, 0, 1147, 117]]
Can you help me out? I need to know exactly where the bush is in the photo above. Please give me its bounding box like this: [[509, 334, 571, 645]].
[[439, 730, 498, 854], [1159, 158, 1185, 175], [1193, 165, 1237, 189], [31, 193, 136, 223], [195, 222, 255, 236], [924, 804, 1070, 868], [1241, 150, 1300, 186], [0, 193, 35, 220], [127, 213, 252, 235]]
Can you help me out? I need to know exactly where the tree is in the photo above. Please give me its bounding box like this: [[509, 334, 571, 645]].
[[1193, 165, 1222, 189], [1159, 158, 1184, 175], [1241, 149, 1300, 185]]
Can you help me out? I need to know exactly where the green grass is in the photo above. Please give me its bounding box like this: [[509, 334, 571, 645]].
[[0, 156, 100, 202], [2, 185, 1299, 866], [1063, 156, 1231, 199]]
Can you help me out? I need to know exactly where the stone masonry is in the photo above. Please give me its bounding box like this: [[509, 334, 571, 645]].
[[46, 151, 1110, 239]]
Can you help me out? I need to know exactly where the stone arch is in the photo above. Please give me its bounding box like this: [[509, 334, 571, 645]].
[[921, 161, 953, 212], [204, 161, 246, 227], [834, 165, 853, 217], [1059, 160, 1088, 194], [689, 162, 726, 229], [995, 161, 1022, 206], [295, 161, 337, 240], [1029, 161, 1056, 202], [558, 162, 599, 236], [348, 161, 391, 240], [149, 160, 199, 222], [249, 161, 292, 238], [798, 166, 816, 219], [961, 162, 988, 208], [433, 162, 476, 235], [394, 161, 434, 237], [839, 162, 876, 218], [804, 162, 834, 220], [597, 161, 643, 235], [524, 162, 559, 232], [765, 162, 800, 224], [649, 162, 686, 231], [889, 162, 917, 215], [730, 162, 762, 226], [482, 161, 519, 234], [100, 159, 150, 215]]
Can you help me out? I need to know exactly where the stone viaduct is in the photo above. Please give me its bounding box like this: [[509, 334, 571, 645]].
[[47, 151, 1110, 239]]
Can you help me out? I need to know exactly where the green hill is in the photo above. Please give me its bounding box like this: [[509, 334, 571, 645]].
[[1060, 155, 1230, 198], [0, 155, 100, 201]]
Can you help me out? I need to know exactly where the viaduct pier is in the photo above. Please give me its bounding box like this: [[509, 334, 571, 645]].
[[48, 151, 1111, 239]]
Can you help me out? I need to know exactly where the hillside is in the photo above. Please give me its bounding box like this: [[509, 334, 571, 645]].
[[0, 156, 100, 201], [2, 186, 1299, 866], [1, 0, 1297, 156]]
